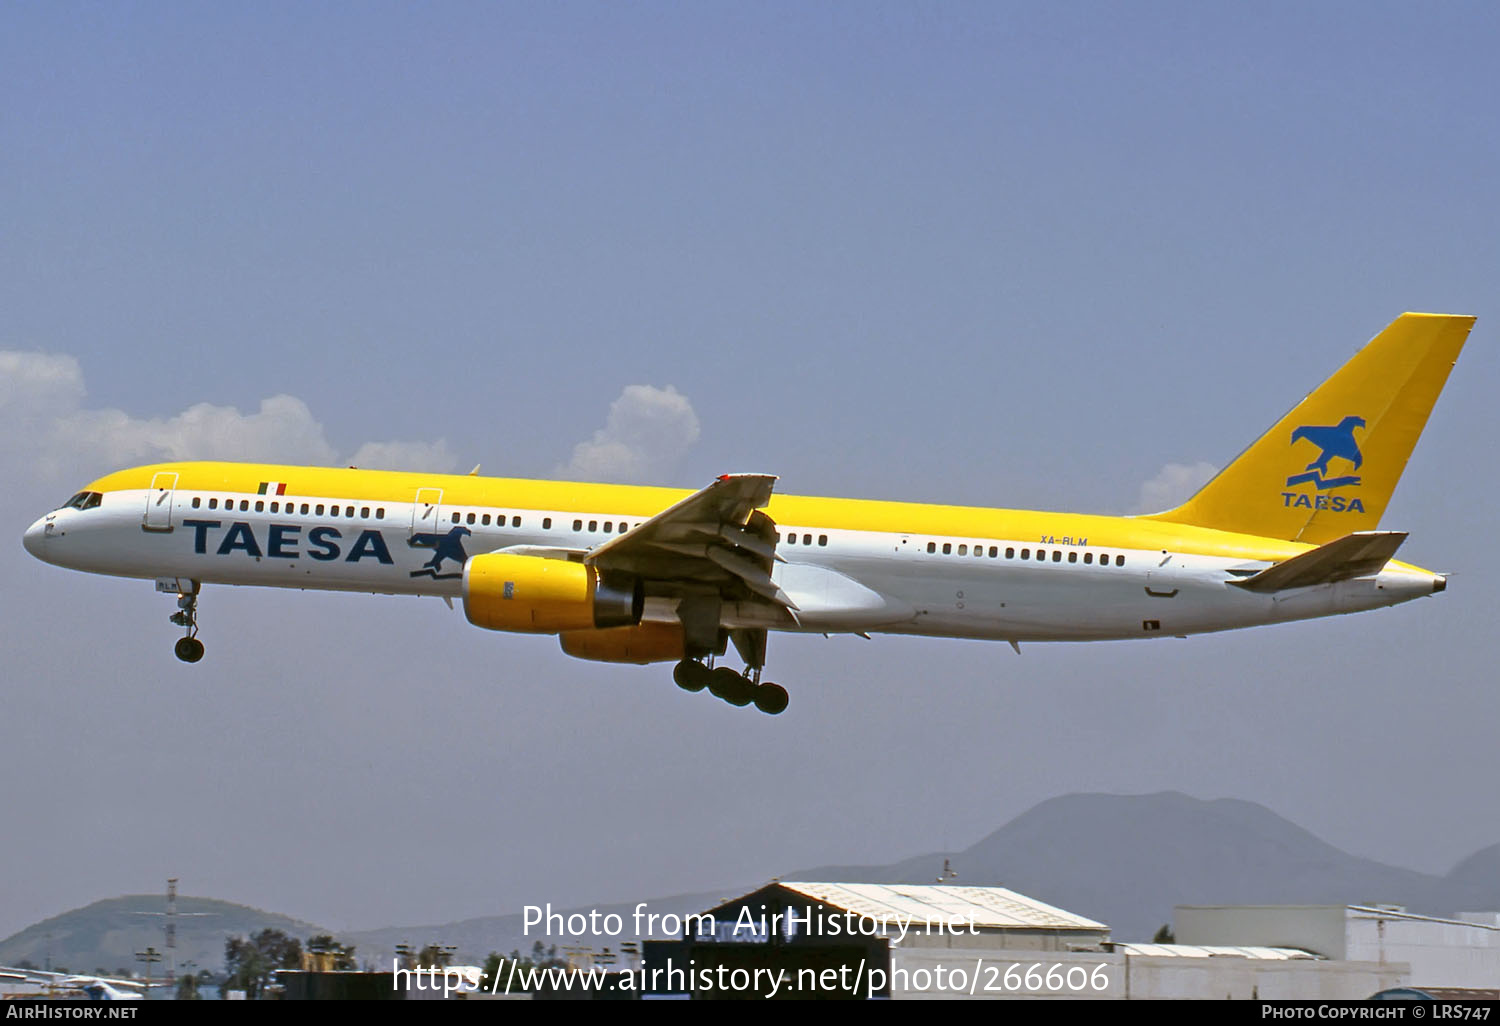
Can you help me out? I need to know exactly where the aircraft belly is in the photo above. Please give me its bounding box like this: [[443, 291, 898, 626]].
[[865, 563, 1284, 641], [771, 561, 915, 628]]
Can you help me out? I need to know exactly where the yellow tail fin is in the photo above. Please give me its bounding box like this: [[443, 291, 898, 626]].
[[1145, 312, 1475, 544]]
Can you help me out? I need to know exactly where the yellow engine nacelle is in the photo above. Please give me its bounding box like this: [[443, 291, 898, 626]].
[[463, 553, 642, 633], [559, 622, 686, 664]]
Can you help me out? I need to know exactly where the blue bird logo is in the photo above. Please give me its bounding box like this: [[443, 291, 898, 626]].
[[1286, 415, 1365, 490]]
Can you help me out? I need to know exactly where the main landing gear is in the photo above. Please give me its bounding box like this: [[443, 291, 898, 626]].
[[169, 584, 204, 663], [673, 660, 789, 715]]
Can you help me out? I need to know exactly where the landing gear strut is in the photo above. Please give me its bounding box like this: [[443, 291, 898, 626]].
[[169, 585, 204, 663], [672, 659, 788, 715]]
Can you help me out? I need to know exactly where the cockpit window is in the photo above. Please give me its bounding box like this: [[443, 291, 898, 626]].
[[60, 491, 103, 511]]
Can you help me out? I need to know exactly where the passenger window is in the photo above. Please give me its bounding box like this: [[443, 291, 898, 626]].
[[603, 522, 613, 533], [1099, 553, 1109, 564], [254, 500, 264, 512], [192, 497, 202, 509], [376, 508, 384, 519], [514, 516, 523, 528], [543, 517, 552, 530], [482, 514, 492, 526], [926, 542, 936, 553], [467, 513, 476, 525], [271, 501, 281, 513], [240, 500, 249, 511], [208, 498, 218, 510], [1116, 555, 1125, 566], [958, 544, 968, 556], [573, 520, 582, 531], [1005, 547, 1014, 558], [618, 522, 626, 532], [942, 543, 952, 554], [1036, 549, 1046, 561], [988, 546, 997, 558], [316, 504, 325, 515], [1068, 551, 1077, 563], [301, 504, 309, 514], [589, 520, 598, 532], [346, 506, 354, 518], [1052, 551, 1061, 562], [361, 507, 370, 518], [1020, 548, 1029, 559], [1084, 552, 1093, 564], [818, 535, 828, 546], [452, 512, 460, 524]]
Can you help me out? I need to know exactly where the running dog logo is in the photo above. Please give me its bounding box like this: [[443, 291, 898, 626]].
[[409, 525, 471, 580]]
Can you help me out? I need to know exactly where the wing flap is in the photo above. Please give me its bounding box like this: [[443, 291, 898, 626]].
[[1230, 531, 1408, 592], [585, 473, 794, 612]]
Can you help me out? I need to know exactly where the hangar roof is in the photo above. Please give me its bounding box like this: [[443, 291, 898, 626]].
[[1109, 943, 1318, 959], [775, 882, 1108, 932]]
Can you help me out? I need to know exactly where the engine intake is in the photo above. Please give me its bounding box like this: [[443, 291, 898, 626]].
[[463, 553, 642, 633]]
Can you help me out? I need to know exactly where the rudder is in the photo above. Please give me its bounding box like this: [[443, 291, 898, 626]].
[[1144, 312, 1474, 544]]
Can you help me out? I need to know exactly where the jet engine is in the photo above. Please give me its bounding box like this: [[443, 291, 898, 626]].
[[463, 553, 642, 633], [559, 621, 686, 664]]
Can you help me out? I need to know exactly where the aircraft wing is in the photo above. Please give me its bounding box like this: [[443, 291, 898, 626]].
[[1229, 531, 1408, 592], [584, 473, 796, 611]]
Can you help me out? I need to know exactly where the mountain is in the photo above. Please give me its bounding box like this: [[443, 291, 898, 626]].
[[7, 793, 1496, 970], [344, 889, 741, 967], [348, 792, 1499, 959], [1437, 844, 1500, 919], [0, 895, 329, 977], [791, 792, 1446, 940]]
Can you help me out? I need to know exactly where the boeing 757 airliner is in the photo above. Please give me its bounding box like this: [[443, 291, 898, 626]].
[[22, 313, 1473, 715]]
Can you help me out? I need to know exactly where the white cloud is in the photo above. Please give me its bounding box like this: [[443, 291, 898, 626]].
[[1134, 461, 1218, 514], [350, 439, 459, 473], [556, 384, 700, 484], [0, 350, 456, 483]]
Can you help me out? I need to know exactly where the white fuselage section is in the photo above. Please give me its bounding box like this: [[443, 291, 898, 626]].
[[24, 485, 1440, 644]]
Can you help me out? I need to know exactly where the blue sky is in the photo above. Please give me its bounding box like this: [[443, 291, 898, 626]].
[[2, 2, 1497, 941]]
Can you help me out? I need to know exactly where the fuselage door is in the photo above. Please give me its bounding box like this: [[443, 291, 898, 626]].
[[410, 487, 443, 540], [143, 472, 178, 532]]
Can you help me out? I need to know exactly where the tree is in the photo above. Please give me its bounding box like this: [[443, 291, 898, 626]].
[[223, 928, 303, 999], [417, 944, 452, 969], [479, 944, 567, 995], [306, 934, 357, 971], [1152, 923, 1175, 944]]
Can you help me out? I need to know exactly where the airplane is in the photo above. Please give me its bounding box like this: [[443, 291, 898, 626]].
[[0, 967, 146, 1000], [22, 313, 1473, 716]]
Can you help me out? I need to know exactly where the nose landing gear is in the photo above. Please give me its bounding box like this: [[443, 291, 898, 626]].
[[168, 585, 204, 663]]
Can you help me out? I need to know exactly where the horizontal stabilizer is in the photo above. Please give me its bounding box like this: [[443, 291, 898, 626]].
[[1230, 531, 1407, 592]]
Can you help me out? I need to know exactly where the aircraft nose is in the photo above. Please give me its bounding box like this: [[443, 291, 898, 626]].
[[22, 516, 50, 559]]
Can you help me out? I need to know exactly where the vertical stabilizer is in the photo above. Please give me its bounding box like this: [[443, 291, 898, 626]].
[[1144, 313, 1474, 544]]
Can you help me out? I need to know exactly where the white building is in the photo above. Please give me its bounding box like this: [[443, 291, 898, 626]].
[[1175, 904, 1500, 992]]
